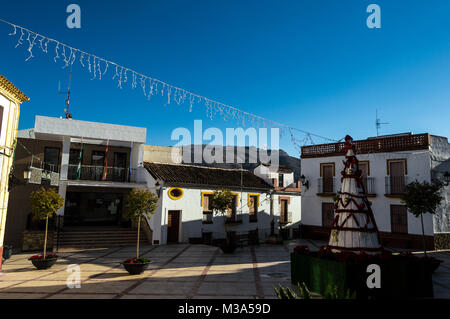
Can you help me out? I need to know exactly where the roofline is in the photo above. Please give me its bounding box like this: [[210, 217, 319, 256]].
[[162, 181, 272, 191], [0, 74, 30, 103], [144, 161, 249, 173]]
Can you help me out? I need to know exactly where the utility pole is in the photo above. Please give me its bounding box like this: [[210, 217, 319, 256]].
[[58, 64, 73, 119]]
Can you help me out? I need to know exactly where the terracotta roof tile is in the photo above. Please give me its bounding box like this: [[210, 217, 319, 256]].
[[144, 162, 272, 190]]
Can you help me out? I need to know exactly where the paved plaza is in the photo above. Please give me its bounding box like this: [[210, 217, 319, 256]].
[[0, 240, 449, 299]]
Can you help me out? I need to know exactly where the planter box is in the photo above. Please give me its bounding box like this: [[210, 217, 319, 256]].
[[291, 253, 433, 299]]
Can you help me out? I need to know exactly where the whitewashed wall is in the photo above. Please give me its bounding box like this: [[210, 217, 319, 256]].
[[301, 150, 434, 236], [254, 165, 295, 187]]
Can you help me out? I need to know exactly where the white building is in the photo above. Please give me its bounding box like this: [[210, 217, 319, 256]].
[[300, 133, 450, 250], [141, 162, 301, 245], [253, 163, 302, 238]]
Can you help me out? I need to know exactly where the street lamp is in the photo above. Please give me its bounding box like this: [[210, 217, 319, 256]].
[[300, 174, 309, 190], [23, 167, 32, 182]]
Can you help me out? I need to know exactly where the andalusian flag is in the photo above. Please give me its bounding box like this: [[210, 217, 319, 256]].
[[102, 140, 109, 181], [76, 142, 83, 179]]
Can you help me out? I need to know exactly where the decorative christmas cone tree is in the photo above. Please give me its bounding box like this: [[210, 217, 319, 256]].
[[328, 135, 383, 254]]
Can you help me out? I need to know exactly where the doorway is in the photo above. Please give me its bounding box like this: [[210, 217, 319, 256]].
[[167, 210, 181, 243]]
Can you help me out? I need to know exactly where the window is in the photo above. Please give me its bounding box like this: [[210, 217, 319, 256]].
[[202, 193, 213, 224], [44, 147, 60, 172], [227, 195, 238, 219], [322, 203, 335, 228], [248, 195, 259, 222], [278, 174, 284, 187], [391, 205, 408, 234]]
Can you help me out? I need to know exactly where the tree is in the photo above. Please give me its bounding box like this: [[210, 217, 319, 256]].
[[211, 188, 235, 244], [402, 180, 444, 256], [125, 189, 158, 259], [29, 187, 64, 258]]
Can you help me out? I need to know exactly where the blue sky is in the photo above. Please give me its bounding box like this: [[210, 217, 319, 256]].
[[0, 0, 449, 157]]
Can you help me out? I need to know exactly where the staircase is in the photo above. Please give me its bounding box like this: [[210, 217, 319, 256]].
[[55, 227, 150, 248]]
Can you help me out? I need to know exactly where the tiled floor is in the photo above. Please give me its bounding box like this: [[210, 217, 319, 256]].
[[0, 240, 449, 299]]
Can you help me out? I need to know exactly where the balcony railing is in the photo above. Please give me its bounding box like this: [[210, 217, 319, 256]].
[[317, 177, 336, 194], [202, 212, 213, 224], [302, 133, 429, 158], [68, 165, 136, 182], [280, 211, 292, 224], [385, 176, 409, 195], [361, 177, 375, 194]]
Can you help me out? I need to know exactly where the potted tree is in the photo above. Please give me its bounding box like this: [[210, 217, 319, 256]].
[[211, 188, 238, 253], [402, 180, 444, 272], [122, 188, 158, 275], [28, 187, 64, 270]]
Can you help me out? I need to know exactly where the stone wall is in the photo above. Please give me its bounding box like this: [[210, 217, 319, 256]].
[[434, 233, 450, 250], [22, 231, 55, 252]]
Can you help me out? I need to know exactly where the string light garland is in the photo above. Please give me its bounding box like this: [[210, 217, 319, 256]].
[[0, 18, 338, 148]]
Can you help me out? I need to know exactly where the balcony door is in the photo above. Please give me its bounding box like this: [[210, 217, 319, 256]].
[[113, 152, 127, 181], [359, 161, 369, 192], [68, 149, 82, 179], [280, 199, 289, 223], [389, 160, 405, 194], [322, 164, 334, 193], [91, 151, 105, 180]]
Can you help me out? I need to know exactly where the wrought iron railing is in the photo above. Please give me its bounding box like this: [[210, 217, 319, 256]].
[[317, 177, 336, 194], [385, 176, 409, 195], [68, 164, 136, 182], [361, 177, 375, 194], [202, 212, 213, 224]]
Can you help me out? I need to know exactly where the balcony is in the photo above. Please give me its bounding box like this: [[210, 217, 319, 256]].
[[385, 176, 409, 197], [280, 211, 292, 224], [317, 177, 336, 196], [202, 212, 213, 224], [68, 165, 136, 182], [361, 177, 376, 196]]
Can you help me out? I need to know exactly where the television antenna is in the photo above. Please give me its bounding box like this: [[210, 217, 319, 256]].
[[375, 109, 388, 136], [58, 64, 73, 119]]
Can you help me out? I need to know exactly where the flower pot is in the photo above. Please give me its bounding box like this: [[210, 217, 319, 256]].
[[29, 258, 57, 270], [220, 243, 238, 254], [122, 262, 150, 275]]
